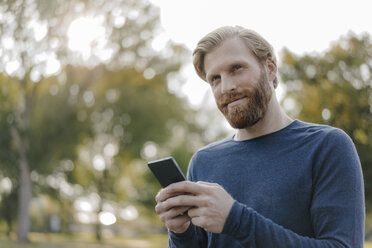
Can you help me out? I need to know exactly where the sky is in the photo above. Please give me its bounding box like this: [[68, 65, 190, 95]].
[[149, 0, 372, 108]]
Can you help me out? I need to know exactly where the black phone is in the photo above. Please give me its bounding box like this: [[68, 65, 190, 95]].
[[147, 157, 186, 188]]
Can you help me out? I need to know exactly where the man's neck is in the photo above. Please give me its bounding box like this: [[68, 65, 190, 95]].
[[234, 96, 293, 141]]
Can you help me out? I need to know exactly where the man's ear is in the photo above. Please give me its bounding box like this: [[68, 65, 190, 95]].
[[265, 58, 278, 88]]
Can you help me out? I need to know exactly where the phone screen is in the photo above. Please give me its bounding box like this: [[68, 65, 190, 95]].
[[147, 157, 186, 188]]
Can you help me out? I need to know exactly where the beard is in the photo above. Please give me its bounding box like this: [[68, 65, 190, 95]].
[[217, 69, 273, 129]]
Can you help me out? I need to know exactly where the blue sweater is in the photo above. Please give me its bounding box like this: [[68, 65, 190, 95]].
[[168, 120, 365, 247]]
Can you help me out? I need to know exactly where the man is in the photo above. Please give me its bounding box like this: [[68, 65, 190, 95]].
[[155, 26, 365, 247]]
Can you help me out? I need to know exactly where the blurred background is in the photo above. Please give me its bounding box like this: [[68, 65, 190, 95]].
[[0, 0, 372, 247]]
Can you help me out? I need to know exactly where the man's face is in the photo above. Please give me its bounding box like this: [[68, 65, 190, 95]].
[[204, 37, 273, 129]]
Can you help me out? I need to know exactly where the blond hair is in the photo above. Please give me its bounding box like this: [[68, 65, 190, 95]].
[[192, 26, 278, 87]]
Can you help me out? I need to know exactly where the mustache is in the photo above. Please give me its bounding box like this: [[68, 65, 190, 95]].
[[219, 91, 248, 107]]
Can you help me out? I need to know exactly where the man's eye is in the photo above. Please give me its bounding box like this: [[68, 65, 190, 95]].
[[211, 75, 220, 82], [232, 65, 242, 71]]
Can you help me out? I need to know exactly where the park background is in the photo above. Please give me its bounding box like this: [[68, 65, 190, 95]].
[[0, 0, 372, 247]]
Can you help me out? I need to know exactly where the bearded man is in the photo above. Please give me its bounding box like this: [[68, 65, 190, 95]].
[[155, 26, 365, 248]]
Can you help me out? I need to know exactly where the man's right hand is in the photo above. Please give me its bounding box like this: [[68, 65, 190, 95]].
[[155, 181, 234, 234], [155, 190, 191, 233]]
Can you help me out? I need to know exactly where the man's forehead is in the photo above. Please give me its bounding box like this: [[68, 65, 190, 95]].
[[204, 38, 257, 72]]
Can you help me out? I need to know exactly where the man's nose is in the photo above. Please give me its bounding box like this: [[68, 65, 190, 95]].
[[220, 75, 237, 94]]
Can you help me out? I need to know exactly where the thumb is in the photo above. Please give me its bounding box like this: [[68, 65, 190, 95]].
[[196, 181, 219, 187]]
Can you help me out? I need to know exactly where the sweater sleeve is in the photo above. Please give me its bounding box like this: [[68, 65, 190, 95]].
[[168, 223, 208, 248], [222, 129, 365, 247]]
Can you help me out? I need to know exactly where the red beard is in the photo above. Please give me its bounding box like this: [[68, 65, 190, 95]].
[[217, 69, 272, 129]]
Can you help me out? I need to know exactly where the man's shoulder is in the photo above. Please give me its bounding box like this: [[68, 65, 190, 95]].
[[291, 120, 352, 145], [291, 120, 344, 136], [292, 119, 332, 131]]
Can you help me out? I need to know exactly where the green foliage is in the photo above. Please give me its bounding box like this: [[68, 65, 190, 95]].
[[0, 75, 18, 176], [0, 0, 205, 240], [280, 32, 372, 209], [64, 65, 202, 210], [0, 186, 18, 236], [29, 74, 90, 173], [92, 67, 187, 158]]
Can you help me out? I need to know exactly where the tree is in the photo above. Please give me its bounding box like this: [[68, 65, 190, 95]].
[[63, 63, 202, 239], [279, 32, 372, 209], [0, 74, 20, 238], [0, 0, 191, 242]]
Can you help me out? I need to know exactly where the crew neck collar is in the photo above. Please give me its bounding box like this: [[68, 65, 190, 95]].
[[230, 119, 299, 142]]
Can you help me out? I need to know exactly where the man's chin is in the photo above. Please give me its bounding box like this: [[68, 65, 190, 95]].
[[220, 105, 262, 128], [230, 121, 260, 129], [225, 114, 261, 129]]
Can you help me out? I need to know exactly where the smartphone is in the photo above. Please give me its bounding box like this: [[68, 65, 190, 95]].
[[147, 157, 186, 188]]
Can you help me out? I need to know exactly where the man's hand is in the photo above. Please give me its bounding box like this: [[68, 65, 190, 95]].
[[187, 181, 235, 233], [155, 189, 192, 234], [155, 181, 235, 233]]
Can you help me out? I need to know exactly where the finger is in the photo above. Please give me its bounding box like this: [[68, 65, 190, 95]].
[[156, 194, 197, 214], [158, 207, 191, 228], [156, 188, 185, 203], [191, 215, 208, 230], [157, 181, 205, 202], [155, 189, 163, 203], [196, 181, 219, 187], [187, 206, 204, 218], [166, 218, 191, 233], [169, 206, 191, 217], [168, 215, 190, 224], [158, 206, 191, 221], [164, 194, 200, 209]]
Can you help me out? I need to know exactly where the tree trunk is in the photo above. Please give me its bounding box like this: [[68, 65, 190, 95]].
[[95, 176, 105, 242], [17, 157, 31, 243], [95, 195, 103, 242], [6, 216, 12, 239], [95, 222, 102, 242], [11, 127, 31, 243]]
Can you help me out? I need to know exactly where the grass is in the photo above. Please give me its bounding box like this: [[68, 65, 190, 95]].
[[0, 232, 169, 248], [1, 232, 372, 247]]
